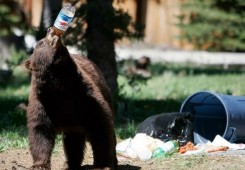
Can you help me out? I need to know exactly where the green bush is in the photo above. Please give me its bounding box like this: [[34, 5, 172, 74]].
[[178, 0, 245, 52], [0, 1, 24, 36]]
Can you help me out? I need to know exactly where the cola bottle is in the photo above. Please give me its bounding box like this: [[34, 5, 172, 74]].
[[53, 3, 75, 36]]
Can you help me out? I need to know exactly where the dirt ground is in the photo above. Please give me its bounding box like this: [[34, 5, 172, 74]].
[[1, 144, 245, 170]]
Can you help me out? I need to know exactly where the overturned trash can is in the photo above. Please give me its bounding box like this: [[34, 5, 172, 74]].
[[180, 91, 245, 144]]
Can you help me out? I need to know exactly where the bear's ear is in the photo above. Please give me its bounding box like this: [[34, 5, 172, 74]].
[[25, 58, 32, 71]]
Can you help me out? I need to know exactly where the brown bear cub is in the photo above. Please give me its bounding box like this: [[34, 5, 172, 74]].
[[25, 28, 117, 170]]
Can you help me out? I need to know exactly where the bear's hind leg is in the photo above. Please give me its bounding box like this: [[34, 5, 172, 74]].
[[62, 132, 86, 170], [88, 128, 117, 170]]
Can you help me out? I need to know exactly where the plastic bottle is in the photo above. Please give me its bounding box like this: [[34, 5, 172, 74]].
[[53, 3, 76, 36], [152, 140, 179, 158]]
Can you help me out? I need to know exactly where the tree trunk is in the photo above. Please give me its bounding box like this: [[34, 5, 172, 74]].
[[86, 0, 118, 96]]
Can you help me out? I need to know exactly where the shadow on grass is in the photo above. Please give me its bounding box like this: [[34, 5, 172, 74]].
[[0, 96, 28, 137], [0, 65, 184, 140], [0, 72, 29, 136], [115, 97, 183, 139], [0, 94, 183, 140], [117, 97, 182, 123]]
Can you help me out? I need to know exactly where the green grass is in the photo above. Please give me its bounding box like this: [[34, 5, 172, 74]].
[[0, 66, 30, 152], [1, 62, 245, 151], [120, 73, 245, 100], [0, 126, 28, 152]]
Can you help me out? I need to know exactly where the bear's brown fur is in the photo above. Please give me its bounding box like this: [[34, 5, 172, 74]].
[[25, 28, 117, 170]]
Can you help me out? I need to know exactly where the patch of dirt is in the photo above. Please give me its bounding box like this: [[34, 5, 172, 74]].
[[1, 145, 245, 170]]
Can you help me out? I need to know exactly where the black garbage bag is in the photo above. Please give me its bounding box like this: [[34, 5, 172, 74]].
[[137, 112, 194, 146]]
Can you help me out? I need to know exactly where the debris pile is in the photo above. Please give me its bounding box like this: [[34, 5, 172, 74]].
[[117, 90, 245, 161], [116, 134, 245, 161]]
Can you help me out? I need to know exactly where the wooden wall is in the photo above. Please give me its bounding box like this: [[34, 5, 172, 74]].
[[114, 0, 188, 49]]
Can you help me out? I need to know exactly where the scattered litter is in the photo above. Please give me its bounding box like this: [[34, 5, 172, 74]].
[[178, 142, 197, 154], [116, 138, 137, 159], [152, 140, 179, 158], [206, 146, 229, 153], [183, 135, 245, 155], [116, 133, 179, 161], [211, 135, 245, 150], [116, 134, 245, 160]]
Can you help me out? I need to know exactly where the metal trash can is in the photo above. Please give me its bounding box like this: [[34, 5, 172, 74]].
[[180, 91, 245, 144]]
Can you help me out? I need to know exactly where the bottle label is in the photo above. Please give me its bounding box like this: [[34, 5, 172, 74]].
[[54, 12, 73, 31]]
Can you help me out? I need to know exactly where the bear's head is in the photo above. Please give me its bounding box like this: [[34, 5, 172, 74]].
[[25, 28, 69, 73]]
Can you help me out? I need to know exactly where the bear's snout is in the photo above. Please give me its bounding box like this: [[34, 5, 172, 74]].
[[46, 27, 60, 48]]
